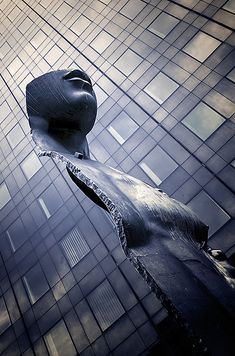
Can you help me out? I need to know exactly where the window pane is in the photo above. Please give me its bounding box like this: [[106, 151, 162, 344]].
[[223, 0, 235, 14], [140, 146, 178, 185], [6, 217, 27, 252], [6, 124, 25, 148], [188, 191, 230, 237], [21, 151, 42, 180], [183, 32, 221, 62], [148, 12, 179, 38], [182, 102, 225, 140], [23, 264, 49, 304], [115, 49, 142, 76], [87, 280, 125, 331], [61, 227, 90, 267], [108, 112, 139, 144], [91, 31, 114, 54], [38, 185, 63, 219], [144, 73, 179, 104], [120, 0, 146, 20], [0, 298, 11, 335], [0, 183, 11, 210], [44, 320, 76, 356]]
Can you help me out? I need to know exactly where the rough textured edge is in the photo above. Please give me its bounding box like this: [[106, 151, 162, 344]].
[[38, 150, 208, 353]]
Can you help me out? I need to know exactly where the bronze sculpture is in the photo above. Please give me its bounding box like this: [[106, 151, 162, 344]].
[[26, 69, 235, 355]]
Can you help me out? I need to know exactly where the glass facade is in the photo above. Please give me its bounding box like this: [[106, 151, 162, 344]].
[[0, 0, 234, 355]]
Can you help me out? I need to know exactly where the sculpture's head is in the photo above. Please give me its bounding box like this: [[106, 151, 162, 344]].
[[26, 69, 97, 157]]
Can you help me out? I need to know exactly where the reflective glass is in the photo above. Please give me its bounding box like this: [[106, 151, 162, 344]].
[[227, 68, 235, 83], [38, 185, 63, 219], [44, 320, 76, 356], [0, 298, 11, 335], [87, 280, 125, 331], [115, 49, 142, 76], [7, 124, 25, 148], [182, 102, 225, 140], [23, 264, 49, 304], [54, 3, 72, 20], [144, 72, 179, 104], [61, 227, 90, 267], [188, 191, 230, 237], [0, 101, 11, 122], [21, 151, 42, 180], [6, 218, 27, 252], [140, 146, 178, 185], [108, 112, 139, 144], [0, 183, 11, 210], [148, 12, 179, 38], [7, 56, 23, 76], [91, 31, 114, 54], [120, 0, 146, 20], [223, 0, 235, 14], [71, 15, 90, 35], [183, 32, 221, 62]]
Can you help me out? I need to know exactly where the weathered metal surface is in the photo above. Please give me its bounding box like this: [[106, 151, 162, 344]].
[[26, 70, 235, 355]]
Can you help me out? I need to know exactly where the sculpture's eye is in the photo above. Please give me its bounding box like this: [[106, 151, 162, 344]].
[[63, 70, 92, 85]]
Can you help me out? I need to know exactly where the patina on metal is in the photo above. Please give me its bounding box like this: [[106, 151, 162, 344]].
[[26, 69, 235, 355]]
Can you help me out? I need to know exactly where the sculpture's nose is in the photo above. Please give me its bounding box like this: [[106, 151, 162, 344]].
[[63, 69, 92, 85]]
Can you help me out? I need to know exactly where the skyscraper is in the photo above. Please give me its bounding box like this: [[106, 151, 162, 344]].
[[0, 0, 234, 355]]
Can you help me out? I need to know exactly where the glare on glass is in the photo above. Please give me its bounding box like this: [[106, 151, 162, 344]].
[[21, 151, 42, 180], [148, 12, 179, 38], [0, 183, 11, 210], [23, 264, 49, 304], [183, 32, 221, 62], [140, 146, 178, 185], [108, 111, 139, 144], [144, 72, 179, 104], [38, 184, 63, 219], [182, 102, 225, 140], [44, 320, 77, 356]]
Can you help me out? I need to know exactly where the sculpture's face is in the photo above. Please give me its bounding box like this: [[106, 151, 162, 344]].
[[26, 69, 97, 135]]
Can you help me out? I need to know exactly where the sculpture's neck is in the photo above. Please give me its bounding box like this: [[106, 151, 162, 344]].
[[32, 128, 90, 158]]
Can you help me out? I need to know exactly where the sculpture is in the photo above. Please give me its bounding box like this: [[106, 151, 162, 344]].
[[26, 69, 235, 355]]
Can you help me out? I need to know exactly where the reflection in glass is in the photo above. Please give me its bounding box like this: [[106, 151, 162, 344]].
[[44, 320, 76, 356], [7, 124, 25, 148], [6, 218, 27, 252], [183, 32, 221, 62], [91, 31, 114, 54], [0, 298, 11, 335], [182, 102, 225, 140], [227, 68, 235, 83], [115, 49, 142, 76], [188, 191, 230, 237], [223, 0, 235, 14], [38, 185, 63, 219], [0, 183, 11, 210], [108, 112, 139, 144], [148, 12, 179, 38], [21, 151, 42, 180], [144, 72, 179, 104], [23, 264, 49, 304], [140, 146, 178, 185], [87, 280, 125, 331]]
